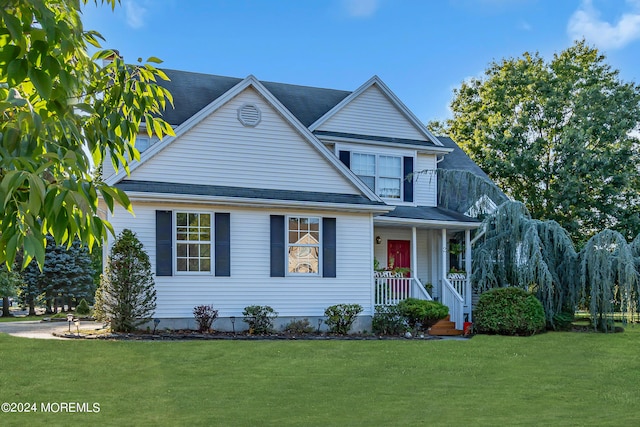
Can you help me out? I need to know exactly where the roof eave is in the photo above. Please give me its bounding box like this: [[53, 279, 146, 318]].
[[120, 192, 395, 214]]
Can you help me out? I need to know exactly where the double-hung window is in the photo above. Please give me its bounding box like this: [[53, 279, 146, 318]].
[[176, 212, 212, 273], [351, 153, 402, 199], [351, 153, 376, 192], [287, 216, 320, 275], [378, 155, 402, 199]]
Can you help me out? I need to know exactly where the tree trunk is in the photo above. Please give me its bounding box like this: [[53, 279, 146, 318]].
[[28, 299, 36, 316], [2, 297, 11, 317]]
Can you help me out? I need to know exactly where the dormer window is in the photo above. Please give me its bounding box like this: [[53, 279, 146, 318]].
[[351, 152, 402, 199]]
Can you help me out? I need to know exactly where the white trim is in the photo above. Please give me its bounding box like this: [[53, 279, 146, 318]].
[[285, 215, 322, 277], [174, 210, 214, 276], [122, 191, 395, 214], [320, 134, 452, 154], [309, 76, 444, 147], [374, 216, 480, 230], [105, 76, 383, 204]]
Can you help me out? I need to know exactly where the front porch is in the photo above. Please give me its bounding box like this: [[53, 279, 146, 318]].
[[372, 220, 478, 330]]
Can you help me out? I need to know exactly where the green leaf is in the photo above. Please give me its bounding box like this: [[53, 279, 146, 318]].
[[2, 12, 23, 42], [146, 56, 163, 64], [7, 58, 28, 86], [28, 68, 52, 99], [0, 44, 21, 68]]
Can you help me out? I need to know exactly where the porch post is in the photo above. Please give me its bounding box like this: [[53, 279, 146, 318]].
[[465, 228, 472, 321], [411, 227, 417, 277], [441, 228, 447, 279], [411, 227, 417, 297]]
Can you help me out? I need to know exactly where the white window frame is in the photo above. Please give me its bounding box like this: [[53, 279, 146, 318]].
[[174, 211, 213, 275], [286, 215, 322, 276], [351, 151, 404, 201]]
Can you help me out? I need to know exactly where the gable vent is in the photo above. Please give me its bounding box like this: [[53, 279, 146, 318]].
[[237, 103, 262, 127]]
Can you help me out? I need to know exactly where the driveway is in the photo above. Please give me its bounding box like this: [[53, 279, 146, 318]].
[[0, 320, 73, 340]]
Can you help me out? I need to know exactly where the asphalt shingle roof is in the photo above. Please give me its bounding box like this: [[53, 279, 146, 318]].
[[158, 69, 351, 128], [382, 205, 479, 223], [116, 180, 386, 207]]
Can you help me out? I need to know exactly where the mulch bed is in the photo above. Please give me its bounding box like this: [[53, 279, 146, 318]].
[[53, 329, 451, 341]]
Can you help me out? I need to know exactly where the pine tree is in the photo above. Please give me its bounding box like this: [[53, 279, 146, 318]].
[[19, 236, 95, 314], [95, 229, 156, 332]]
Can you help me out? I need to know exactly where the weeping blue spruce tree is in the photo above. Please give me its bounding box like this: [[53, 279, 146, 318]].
[[436, 169, 639, 331]]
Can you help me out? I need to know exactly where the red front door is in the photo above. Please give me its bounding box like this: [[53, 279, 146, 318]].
[[387, 240, 410, 276]]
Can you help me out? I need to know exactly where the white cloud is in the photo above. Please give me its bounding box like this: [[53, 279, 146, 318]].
[[342, 0, 380, 18], [567, 0, 640, 49], [124, 0, 148, 29]]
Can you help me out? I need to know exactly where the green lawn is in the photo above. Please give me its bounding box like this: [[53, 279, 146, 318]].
[[0, 327, 639, 426]]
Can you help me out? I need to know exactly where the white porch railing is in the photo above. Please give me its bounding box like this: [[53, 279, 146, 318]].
[[374, 272, 432, 306], [447, 273, 468, 306], [441, 277, 464, 330]]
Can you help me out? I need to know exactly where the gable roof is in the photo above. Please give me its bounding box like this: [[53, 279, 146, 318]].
[[107, 74, 382, 204], [158, 69, 351, 128], [309, 76, 443, 147]]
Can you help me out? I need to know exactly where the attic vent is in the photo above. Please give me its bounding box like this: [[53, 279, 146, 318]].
[[237, 103, 261, 127]]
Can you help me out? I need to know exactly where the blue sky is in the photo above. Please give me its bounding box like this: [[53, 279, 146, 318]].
[[81, 0, 640, 124]]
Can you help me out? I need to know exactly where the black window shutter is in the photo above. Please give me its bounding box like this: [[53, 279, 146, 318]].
[[270, 215, 285, 277], [403, 156, 414, 203], [215, 213, 231, 277], [156, 210, 173, 276], [339, 150, 351, 168], [322, 217, 337, 278]]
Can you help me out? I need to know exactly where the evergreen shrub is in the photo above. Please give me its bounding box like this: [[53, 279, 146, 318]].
[[397, 298, 448, 331], [324, 303, 363, 334], [243, 305, 278, 334], [474, 287, 546, 336], [75, 299, 91, 316], [372, 304, 408, 335], [94, 229, 157, 332]]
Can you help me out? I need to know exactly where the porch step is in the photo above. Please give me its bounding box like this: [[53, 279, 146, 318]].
[[428, 315, 464, 336]]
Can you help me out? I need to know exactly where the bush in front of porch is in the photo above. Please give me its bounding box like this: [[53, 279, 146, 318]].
[[397, 298, 449, 332]]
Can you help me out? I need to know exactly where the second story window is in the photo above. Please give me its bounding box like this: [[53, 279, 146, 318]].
[[352, 153, 376, 191], [378, 155, 402, 199], [351, 153, 402, 200]]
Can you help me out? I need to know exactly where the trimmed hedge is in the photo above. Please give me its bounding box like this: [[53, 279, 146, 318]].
[[474, 287, 546, 336]]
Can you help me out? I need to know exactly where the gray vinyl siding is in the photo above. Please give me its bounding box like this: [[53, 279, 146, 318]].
[[415, 153, 437, 207], [128, 88, 360, 195], [317, 85, 427, 141], [107, 202, 374, 318]]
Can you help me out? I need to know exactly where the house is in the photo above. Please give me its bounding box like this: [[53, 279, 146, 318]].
[[102, 69, 490, 332]]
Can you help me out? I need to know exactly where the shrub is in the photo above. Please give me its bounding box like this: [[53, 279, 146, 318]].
[[75, 299, 91, 316], [193, 305, 218, 332], [474, 287, 546, 336], [397, 298, 448, 331], [283, 318, 315, 334], [551, 310, 575, 331], [94, 229, 157, 332], [243, 305, 278, 334], [372, 304, 408, 335], [324, 303, 363, 335]]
